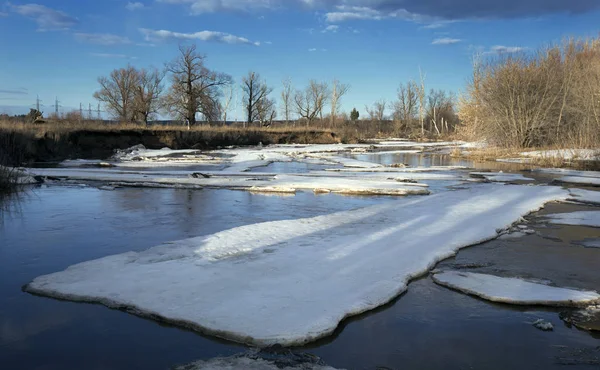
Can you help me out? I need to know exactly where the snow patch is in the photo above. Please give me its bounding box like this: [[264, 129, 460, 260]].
[[568, 189, 600, 205], [432, 271, 600, 307], [521, 149, 599, 161], [25, 185, 568, 347], [555, 176, 600, 187], [470, 172, 534, 183]]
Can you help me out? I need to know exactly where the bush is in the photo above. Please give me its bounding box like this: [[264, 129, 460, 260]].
[[459, 37, 600, 148]]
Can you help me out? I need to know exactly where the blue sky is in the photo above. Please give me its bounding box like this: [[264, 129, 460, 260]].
[[1, 0, 600, 119]]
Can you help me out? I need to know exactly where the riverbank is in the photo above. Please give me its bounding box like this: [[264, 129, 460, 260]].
[[452, 146, 600, 171], [0, 122, 341, 163]]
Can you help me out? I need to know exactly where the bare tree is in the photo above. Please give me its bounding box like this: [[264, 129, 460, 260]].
[[94, 65, 138, 122], [418, 68, 427, 137], [256, 97, 277, 125], [220, 84, 235, 124], [394, 81, 419, 131], [330, 79, 350, 127], [366, 100, 387, 122], [133, 68, 165, 125], [164, 45, 232, 127], [281, 77, 293, 124], [294, 80, 329, 127], [242, 71, 273, 126]]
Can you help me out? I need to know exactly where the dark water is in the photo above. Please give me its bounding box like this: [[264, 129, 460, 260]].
[[1, 153, 599, 369]]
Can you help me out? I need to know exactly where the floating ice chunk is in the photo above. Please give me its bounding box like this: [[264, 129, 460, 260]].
[[432, 271, 600, 307], [555, 176, 600, 187], [536, 168, 600, 178], [25, 185, 568, 347], [470, 172, 534, 182], [560, 306, 600, 332], [568, 189, 600, 205], [532, 319, 554, 331], [27, 168, 429, 196], [579, 239, 600, 249], [324, 166, 467, 173], [112, 145, 202, 161], [544, 211, 600, 227]]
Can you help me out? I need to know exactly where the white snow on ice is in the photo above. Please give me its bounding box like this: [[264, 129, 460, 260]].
[[470, 172, 534, 183], [568, 189, 600, 205], [25, 185, 568, 347], [432, 271, 600, 307], [27, 168, 429, 196], [544, 211, 600, 227], [555, 176, 600, 187]]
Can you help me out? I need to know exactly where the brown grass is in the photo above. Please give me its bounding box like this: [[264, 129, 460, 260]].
[[0, 119, 336, 136]]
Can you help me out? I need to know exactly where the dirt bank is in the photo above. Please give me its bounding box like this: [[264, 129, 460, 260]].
[[0, 128, 340, 164]]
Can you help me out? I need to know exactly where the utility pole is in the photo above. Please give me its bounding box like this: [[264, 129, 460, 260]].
[[97, 103, 101, 120], [79, 103, 83, 123], [88, 103, 92, 120], [36, 95, 42, 111], [54, 96, 60, 116]]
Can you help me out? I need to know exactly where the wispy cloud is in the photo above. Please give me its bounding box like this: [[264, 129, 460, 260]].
[[10, 3, 78, 31], [140, 28, 260, 46], [126, 2, 146, 11], [322, 25, 339, 33], [75, 33, 132, 45], [432, 37, 462, 45], [0, 88, 28, 96], [157, 0, 275, 14], [90, 53, 137, 59], [308, 48, 327, 52], [0, 11, 8, 17], [490, 45, 527, 53], [325, 5, 430, 23]]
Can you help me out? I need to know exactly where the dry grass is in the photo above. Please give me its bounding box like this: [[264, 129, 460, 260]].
[[0, 119, 335, 136]]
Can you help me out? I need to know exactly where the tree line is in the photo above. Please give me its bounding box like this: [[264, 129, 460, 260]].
[[94, 44, 459, 137]]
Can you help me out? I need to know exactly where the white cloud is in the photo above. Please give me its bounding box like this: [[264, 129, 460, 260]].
[[126, 2, 145, 11], [140, 28, 260, 46], [0, 12, 8, 17], [75, 33, 132, 45], [490, 45, 527, 53], [432, 37, 461, 45], [325, 5, 429, 23], [322, 24, 339, 33], [308, 48, 317, 52], [157, 0, 276, 14], [10, 3, 78, 31]]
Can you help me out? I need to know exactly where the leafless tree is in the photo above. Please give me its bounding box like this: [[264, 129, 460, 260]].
[[242, 71, 273, 126], [294, 80, 329, 127], [133, 68, 165, 125], [365, 100, 387, 122], [281, 77, 293, 124], [94, 65, 138, 122], [394, 81, 419, 131], [330, 79, 350, 127], [220, 84, 235, 124], [256, 97, 277, 124], [164, 44, 232, 127], [418, 68, 427, 137]]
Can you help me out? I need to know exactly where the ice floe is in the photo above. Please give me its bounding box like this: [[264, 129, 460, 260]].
[[555, 176, 600, 187], [432, 271, 600, 307], [25, 185, 568, 346], [174, 353, 341, 370], [27, 168, 429, 196], [568, 189, 600, 205], [470, 172, 534, 183], [560, 306, 600, 332], [532, 319, 553, 331], [544, 211, 600, 227]]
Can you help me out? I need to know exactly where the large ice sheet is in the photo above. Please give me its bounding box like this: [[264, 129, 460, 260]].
[[544, 211, 600, 227], [568, 189, 600, 205], [555, 176, 600, 187], [25, 185, 568, 346], [432, 271, 600, 307], [469, 172, 534, 182], [27, 168, 429, 196]]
